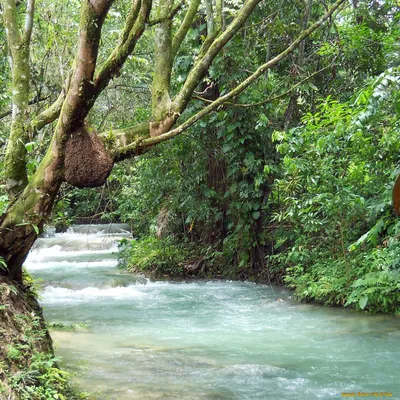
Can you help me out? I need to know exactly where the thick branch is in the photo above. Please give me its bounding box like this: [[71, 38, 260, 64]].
[[30, 92, 65, 132], [148, 0, 185, 26], [205, 0, 215, 37], [119, 0, 141, 45], [1, 0, 34, 198], [151, 0, 174, 134], [173, 0, 263, 113], [93, 0, 152, 100], [148, 0, 261, 138], [171, 0, 201, 61], [101, 121, 150, 148], [1, 0, 21, 48], [23, 0, 35, 43], [215, 0, 223, 33], [65, 0, 114, 126], [197, 0, 219, 59], [115, 0, 345, 161]]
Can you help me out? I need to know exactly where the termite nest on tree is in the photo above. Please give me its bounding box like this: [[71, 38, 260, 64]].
[[64, 124, 114, 188]]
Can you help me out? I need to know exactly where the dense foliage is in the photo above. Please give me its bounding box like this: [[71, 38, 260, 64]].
[[272, 68, 400, 313], [114, 1, 400, 314], [1, 0, 399, 314]]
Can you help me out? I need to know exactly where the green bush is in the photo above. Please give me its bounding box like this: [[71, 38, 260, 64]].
[[119, 236, 192, 278], [271, 68, 400, 314], [10, 353, 91, 400]]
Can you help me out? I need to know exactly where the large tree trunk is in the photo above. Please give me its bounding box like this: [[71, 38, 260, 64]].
[[0, 137, 63, 282], [0, 226, 40, 282], [0, 0, 115, 283]]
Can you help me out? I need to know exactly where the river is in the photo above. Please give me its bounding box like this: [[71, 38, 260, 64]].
[[25, 224, 399, 399]]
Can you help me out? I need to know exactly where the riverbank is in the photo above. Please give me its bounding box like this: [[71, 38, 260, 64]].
[[0, 276, 90, 400], [119, 235, 400, 315]]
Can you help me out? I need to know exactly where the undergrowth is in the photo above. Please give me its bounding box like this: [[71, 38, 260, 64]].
[[118, 236, 193, 278], [0, 278, 93, 400]]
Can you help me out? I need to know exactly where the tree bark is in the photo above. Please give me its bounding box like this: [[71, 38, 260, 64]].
[[0, 0, 114, 282], [1, 0, 35, 199]]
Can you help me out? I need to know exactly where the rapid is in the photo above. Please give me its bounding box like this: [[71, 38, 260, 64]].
[[25, 225, 399, 399]]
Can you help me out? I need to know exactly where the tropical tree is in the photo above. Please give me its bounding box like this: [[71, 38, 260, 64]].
[[0, 0, 344, 282]]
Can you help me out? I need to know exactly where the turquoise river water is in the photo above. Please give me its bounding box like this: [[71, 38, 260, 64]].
[[25, 225, 400, 400]]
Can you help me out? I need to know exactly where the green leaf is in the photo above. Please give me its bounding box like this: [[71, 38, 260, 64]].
[[359, 295, 368, 310], [32, 224, 40, 235], [25, 142, 35, 152]]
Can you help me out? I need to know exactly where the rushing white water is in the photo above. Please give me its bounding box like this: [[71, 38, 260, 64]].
[[26, 225, 400, 400]]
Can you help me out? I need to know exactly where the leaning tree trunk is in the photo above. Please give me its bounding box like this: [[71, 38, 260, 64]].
[[0, 0, 116, 283], [0, 128, 63, 282], [0, 124, 114, 282]]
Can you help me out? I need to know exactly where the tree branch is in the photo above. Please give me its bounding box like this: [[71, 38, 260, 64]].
[[127, 0, 262, 140], [205, 0, 215, 37], [1, 0, 21, 49], [114, 0, 345, 161], [119, 0, 141, 45], [215, 0, 224, 33], [197, 0, 219, 59], [0, 96, 49, 120], [30, 92, 65, 132], [101, 121, 150, 148], [93, 0, 152, 100], [150, 1, 175, 136], [63, 0, 115, 126], [192, 62, 335, 108], [1, 0, 34, 198], [148, 0, 185, 26], [23, 0, 35, 43], [173, 0, 263, 114], [171, 0, 201, 61]]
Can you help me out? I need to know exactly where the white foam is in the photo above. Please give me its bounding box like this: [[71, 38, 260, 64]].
[[64, 224, 130, 235], [42, 285, 147, 304], [51, 232, 130, 239], [26, 245, 119, 262], [225, 363, 286, 376], [25, 259, 118, 270]]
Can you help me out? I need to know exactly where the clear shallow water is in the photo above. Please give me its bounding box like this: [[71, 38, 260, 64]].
[[26, 225, 400, 400]]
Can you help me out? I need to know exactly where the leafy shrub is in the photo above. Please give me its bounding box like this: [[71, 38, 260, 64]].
[[10, 353, 91, 400], [271, 68, 400, 314], [119, 236, 192, 278]]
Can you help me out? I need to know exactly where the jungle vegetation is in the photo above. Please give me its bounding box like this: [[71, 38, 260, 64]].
[[0, 0, 399, 315], [0, 0, 399, 396]]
